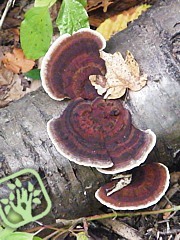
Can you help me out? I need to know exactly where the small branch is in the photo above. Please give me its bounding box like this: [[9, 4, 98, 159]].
[[23, 206, 180, 239], [56, 206, 180, 227], [43, 229, 62, 240], [0, 0, 16, 29], [99, 218, 143, 240]]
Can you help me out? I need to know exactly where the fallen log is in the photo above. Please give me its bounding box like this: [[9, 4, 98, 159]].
[[0, 0, 179, 221], [106, 0, 180, 170]]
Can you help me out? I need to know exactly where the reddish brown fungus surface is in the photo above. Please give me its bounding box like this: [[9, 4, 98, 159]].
[[47, 97, 156, 171], [41, 29, 106, 101], [95, 163, 170, 210]]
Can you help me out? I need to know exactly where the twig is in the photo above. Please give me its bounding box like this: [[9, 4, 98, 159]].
[[158, 183, 180, 209], [0, 0, 16, 29], [43, 229, 60, 240], [99, 218, 143, 240], [56, 205, 180, 227], [24, 206, 180, 237], [158, 229, 180, 236]]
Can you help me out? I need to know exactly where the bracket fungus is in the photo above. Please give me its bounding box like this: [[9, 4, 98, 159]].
[[47, 97, 156, 171], [95, 163, 170, 210], [41, 28, 106, 101]]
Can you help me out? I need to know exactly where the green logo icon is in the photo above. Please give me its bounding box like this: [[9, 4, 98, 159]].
[[0, 169, 52, 228]]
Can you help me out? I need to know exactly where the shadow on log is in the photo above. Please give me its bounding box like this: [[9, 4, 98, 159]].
[[0, 0, 179, 220]]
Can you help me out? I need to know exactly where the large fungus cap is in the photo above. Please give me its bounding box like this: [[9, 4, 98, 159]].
[[47, 97, 156, 170], [41, 28, 106, 101], [95, 163, 170, 210]]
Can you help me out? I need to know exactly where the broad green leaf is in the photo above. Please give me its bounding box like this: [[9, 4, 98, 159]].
[[76, 232, 89, 240], [9, 192, 15, 201], [20, 7, 53, 59], [15, 178, 22, 188], [0, 198, 9, 205], [33, 189, 41, 197], [32, 198, 41, 204], [25, 69, 41, 80], [28, 182, 34, 192], [0, 226, 15, 240], [77, 0, 87, 7], [6, 232, 34, 240], [56, 0, 89, 35], [7, 183, 16, 190], [34, 0, 57, 7], [4, 205, 11, 215], [33, 237, 43, 240]]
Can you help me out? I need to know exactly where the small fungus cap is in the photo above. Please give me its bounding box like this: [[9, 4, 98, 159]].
[[47, 97, 156, 170], [41, 28, 106, 101], [95, 163, 170, 210]]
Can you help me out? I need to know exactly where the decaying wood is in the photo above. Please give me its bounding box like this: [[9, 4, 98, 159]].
[[0, 0, 179, 220]]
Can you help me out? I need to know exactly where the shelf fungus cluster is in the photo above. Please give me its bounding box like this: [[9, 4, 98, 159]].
[[41, 28, 170, 210]]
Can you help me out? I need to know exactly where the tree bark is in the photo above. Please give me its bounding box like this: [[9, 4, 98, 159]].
[[0, 90, 108, 220], [0, 0, 179, 220], [106, 0, 180, 171]]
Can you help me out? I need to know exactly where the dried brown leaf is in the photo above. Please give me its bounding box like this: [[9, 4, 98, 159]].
[[87, 0, 112, 12], [7, 76, 24, 101], [0, 66, 41, 108], [89, 51, 147, 99], [163, 204, 172, 219], [2, 48, 35, 74]]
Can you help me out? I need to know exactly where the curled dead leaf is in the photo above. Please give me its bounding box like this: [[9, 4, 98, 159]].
[[89, 51, 147, 99], [2, 48, 35, 74], [107, 174, 132, 196]]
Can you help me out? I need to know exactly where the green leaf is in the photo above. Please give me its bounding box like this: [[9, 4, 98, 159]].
[[0, 198, 9, 205], [9, 192, 15, 201], [4, 205, 11, 215], [77, 0, 87, 7], [15, 178, 22, 188], [76, 232, 89, 240], [25, 69, 41, 80], [32, 198, 41, 204], [33, 189, 41, 197], [0, 226, 15, 240], [20, 7, 53, 59], [6, 232, 34, 240], [28, 182, 34, 192], [33, 237, 43, 240], [7, 183, 16, 190], [34, 0, 57, 7], [56, 0, 89, 35]]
